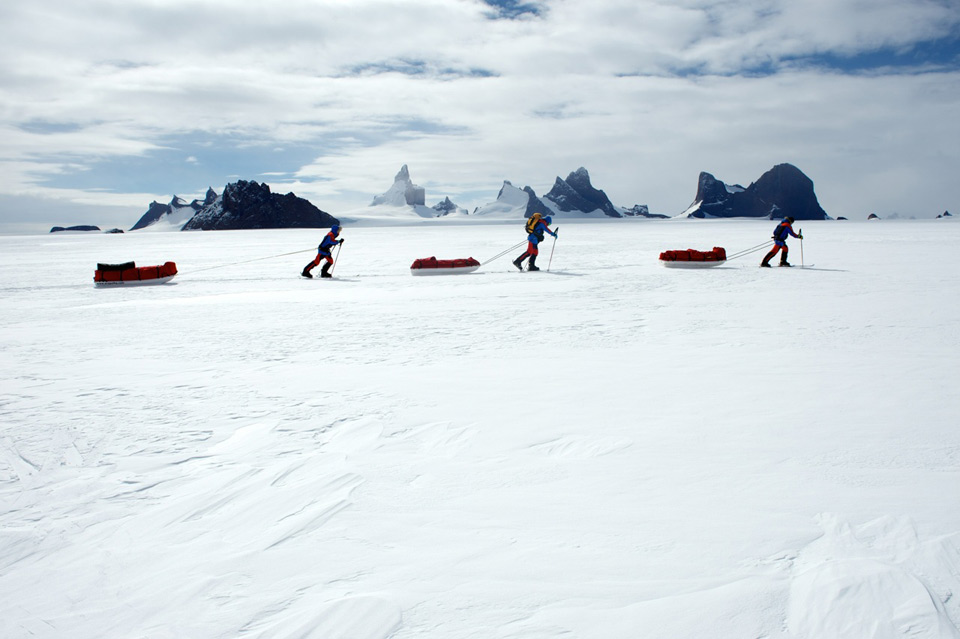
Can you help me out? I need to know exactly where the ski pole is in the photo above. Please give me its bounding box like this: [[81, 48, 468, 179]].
[[800, 230, 804, 268], [547, 228, 558, 271], [330, 241, 343, 276]]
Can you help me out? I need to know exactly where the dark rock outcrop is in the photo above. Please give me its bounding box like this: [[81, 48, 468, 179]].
[[50, 225, 100, 233], [432, 197, 466, 216], [182, 180, 338, 231], [685, 164, 828, 220], [937, 210, 952, 218], [522, 186, 552, 219], [545, 167, 621, 217], [868, 213, 881, 220], [198, 187, 218, 208], [622, 204, 668, 219]]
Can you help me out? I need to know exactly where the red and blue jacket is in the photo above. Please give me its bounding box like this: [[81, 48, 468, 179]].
[[318, 228, 341, 256], [528, 219, 557, 245], [772, 219, 799, 245]]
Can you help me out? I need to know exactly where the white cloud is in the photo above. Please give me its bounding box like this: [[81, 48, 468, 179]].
[[0, 0, 957, 230]]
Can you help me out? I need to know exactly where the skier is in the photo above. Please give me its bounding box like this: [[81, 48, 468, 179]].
[[513, 214, 558, 271], [302, 224, 344, 278], [761, 216, 802, 267]]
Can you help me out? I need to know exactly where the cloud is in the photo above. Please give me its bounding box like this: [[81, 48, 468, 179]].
[[0, 0, 957, 231]]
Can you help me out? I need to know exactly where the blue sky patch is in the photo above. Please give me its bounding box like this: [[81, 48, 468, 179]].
[[18, 120, 90, 135], [346, 59, 498, 79], [30, 132, 325, 200], [481, 0, 542, 20], [793, 36, 960, 73]]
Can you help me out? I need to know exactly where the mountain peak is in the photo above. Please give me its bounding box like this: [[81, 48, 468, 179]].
[[545, 167, 621, 218], [372, 164, 425, 207], [685, 164, 827, 219], [182, 180, 338, 230]]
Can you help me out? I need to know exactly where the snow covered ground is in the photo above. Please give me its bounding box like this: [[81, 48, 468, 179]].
[[2, 219, 959, 638]]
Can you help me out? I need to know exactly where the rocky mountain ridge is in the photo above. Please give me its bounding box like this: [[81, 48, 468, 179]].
[[683, 163, 828, 220], [181, 181, 339, 231], [129, 163, 829, 231]]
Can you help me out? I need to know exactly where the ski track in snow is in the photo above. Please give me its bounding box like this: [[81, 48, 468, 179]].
[[1, 220, 959, 638]]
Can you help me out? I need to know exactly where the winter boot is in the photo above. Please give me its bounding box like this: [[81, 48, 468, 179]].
[[301, 264, 314, 278], [528, 255, 540, 272], [320, 262, 333, 278], [512, 256, 525, 271], [760, 250, 775, 268], [779, 256, 792, 267]]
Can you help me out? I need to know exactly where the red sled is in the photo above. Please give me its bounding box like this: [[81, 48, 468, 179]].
[[658, 247, 726, 269], [94, 261, 178, 286], [410, 256, 481, 276]]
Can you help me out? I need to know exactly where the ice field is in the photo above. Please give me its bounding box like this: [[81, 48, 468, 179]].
[[2, 218, 959, 638]]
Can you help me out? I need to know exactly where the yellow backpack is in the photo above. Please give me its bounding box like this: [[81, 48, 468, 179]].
[[525, 213, 542, 234]]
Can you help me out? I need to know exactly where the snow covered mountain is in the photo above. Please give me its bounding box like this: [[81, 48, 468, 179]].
[[130, 189, 217, 231], [471, 181, 551, 219], [471, 169, 662, 220], [368, 165, 445, 218], [371, 165, 425, 208]]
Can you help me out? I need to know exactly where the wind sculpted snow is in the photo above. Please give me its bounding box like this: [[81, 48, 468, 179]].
[[1, 219, 959, 638]]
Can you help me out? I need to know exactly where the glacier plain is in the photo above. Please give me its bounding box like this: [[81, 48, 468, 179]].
[[1, 218, 959, 638]]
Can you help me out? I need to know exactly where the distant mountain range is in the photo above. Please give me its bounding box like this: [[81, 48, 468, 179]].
[[377, 164, 667, 221], [126, 163, 830, 231]]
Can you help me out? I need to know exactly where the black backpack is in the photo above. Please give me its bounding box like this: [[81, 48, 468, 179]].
[[773, 222, 789, 241]]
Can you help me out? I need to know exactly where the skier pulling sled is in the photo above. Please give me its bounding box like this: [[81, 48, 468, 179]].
[[513, 213, 558, 272], [761, 217, 802, 267], [659, 247, 726, 268], [302, 225, 344, 278]]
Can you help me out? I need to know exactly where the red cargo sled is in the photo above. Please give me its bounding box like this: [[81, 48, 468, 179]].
[[94, 261, 178, 286], [658, 247, 726, 268], [410, 256, 481, 276]]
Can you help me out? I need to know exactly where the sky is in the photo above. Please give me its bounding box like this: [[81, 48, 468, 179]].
[[1, 0, 958, 232]]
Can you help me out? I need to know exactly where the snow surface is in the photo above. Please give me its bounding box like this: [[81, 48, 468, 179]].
[[2, 219, 960, 638]]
